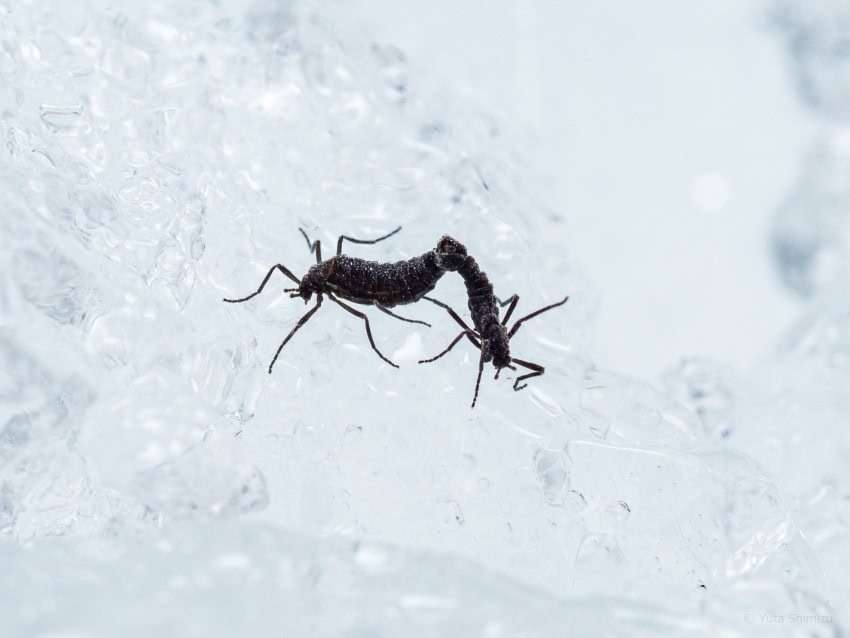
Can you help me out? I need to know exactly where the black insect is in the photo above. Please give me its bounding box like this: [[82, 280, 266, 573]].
[[223, 227, 455, 373], [420, 236, 569, 408]]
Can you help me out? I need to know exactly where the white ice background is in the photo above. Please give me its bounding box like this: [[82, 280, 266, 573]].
[[1, 0, 848, 636]]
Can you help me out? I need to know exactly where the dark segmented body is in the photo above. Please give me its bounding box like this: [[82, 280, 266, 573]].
[[432, 236, 510, 368], [423, 234, 569, 407], [224, 227, 568, 404], [448, 254, 511, 368], [304, 252, 445, 307], [224, 227, 452, 374]]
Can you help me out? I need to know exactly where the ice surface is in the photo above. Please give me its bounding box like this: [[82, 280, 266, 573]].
[[0, 0, 847, 636], [3, 521, 827, 638]]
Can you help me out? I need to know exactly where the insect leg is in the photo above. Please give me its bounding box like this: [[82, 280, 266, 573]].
[[508, 357, 545, 391], [507, 296, 569, 339], [375, 304, 431, 327], [471, 351, 486, 408], [422, 296, 476, 334], [268, 294, 324, 373], [421, 296, 486, 407], [500, 295, 520, 326], [336, 226, 402, 256], [328, 294, 399, 368], [493, 364, 516, 380], [421, 296, 481, 353], [223, 264, 301, 303], [495, 294, 518, 308], [299, 229, 322, 263], [418, 330, 481, 364]]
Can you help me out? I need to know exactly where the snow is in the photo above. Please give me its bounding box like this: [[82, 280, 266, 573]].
[[0, 0, 847, 636]]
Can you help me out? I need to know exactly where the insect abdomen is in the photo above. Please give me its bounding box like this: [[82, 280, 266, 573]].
[[325, 253, 444, 307], [454, 254, 510, 364], [454, 256, 496, 325]]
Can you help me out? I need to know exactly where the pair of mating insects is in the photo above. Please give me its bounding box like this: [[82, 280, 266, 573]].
[[224, 227, 568, 408]]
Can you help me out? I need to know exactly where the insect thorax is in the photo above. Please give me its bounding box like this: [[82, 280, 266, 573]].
[[479, 321, 510, 367], [301, 260, 334, 297]]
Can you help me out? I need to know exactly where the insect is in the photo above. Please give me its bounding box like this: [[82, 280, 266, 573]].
[[420, 236, 569, 408], [223, 227, 455, 373]]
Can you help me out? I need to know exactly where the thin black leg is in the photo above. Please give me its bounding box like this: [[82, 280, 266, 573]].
[[336, 226, 402, 256], [495, 294, 518, 308], [328, 294, 399, 368], [224, 264, 301, 303], [299, 228, 322, 263], [422, 295, 488, 407], [507, 296, 569, 339], [493, 364, 516, 380], [269, 295, 324, 372], [500, 295, 520, 326], [471, 351, 486, 409], [422, 296, 476, 334], [376, 304, 431, 327], [418, 330, 481, 364], [509, 357, 545, 391]]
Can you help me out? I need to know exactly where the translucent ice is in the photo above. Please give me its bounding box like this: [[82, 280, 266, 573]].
[[666, 303, 850, 618], [0, 0, 845, 635], [5, 521, 830, 638]]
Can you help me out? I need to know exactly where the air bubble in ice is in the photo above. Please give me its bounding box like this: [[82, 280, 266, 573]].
[[39, 104, 83, 131], [532, 448, 571, 507]]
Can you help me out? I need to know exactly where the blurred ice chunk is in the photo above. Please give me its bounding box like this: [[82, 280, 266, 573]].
[[772, 1, 850, 296], [772, 0, 850, 118], [771, 132, 850, 296]]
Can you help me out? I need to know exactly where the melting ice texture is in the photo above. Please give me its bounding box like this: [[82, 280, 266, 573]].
[[0, 0, 846, 636]]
